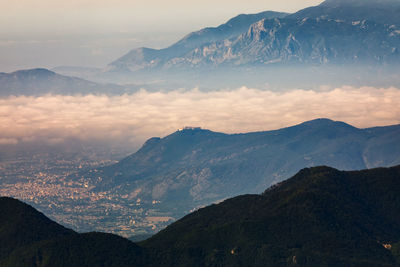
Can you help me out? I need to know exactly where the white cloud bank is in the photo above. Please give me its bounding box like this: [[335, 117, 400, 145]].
[[0, 86, 399, 149]]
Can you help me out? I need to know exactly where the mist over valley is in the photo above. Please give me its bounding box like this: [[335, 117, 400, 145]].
[[1, 0, 400, 265]]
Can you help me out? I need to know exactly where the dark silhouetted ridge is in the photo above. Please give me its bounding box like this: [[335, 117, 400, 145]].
[[0, 197, 75, 260], [142, 165, 400, 266], [3, 232, 147, 267], [0, 198, 147, 266], [2, 165, 400, 266]]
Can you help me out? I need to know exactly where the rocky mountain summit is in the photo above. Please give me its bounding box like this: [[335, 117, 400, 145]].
[[108, 0, 400, 73]]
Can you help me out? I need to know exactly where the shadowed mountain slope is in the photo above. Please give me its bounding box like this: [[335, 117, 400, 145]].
[[0, 197, 75, 261], [74, 119, 400, 222], [143, 165, 400, 266], [2, 165, 400, 266], [2, 232, 147, 267], [0, 197, 147, 267]]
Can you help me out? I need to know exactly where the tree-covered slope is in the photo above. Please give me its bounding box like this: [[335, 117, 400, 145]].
[[142, 165, 400, 266], [2, 232, 147, 267], [0, 198, 146, 267], [0, 197, 75, 261], [73, 119, 400, 221], [2, 165, 400, 266]]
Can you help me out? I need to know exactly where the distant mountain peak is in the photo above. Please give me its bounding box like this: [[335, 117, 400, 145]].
[[296, 118, 359, 132], [170, 127, 220, 138], [0, 67, 129, 96], [107, 0, 400, 74], [177, 126, 203, 132], [224, 11, 288, 26], [106, 11, 289, 73], [300, 118, 353, 126], [10, 68, 56, 77], [321, 0, 400, 5]]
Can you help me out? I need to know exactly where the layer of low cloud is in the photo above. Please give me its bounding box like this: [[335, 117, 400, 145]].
[[0, 86, 399, 149]]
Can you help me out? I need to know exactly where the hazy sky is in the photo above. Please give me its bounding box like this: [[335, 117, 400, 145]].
[[0, 0, 323, 72]]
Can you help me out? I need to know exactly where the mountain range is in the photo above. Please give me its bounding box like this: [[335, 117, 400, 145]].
[[108, 0, 400, 74], [70, 119, 400, 229], [2, 165, 400, 266], [0, 68, 138, 96], [3, 0, 400, 93], [107, 11, 288, 73]]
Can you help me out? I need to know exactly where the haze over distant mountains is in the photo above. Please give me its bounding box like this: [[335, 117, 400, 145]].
[[107, 11, 288, 73], [0, 68, 137, 96], [68, 119, 400, 233], [1, 1, 400, 265], [2, 0, 400, 93], [109, 0, 400, 72], [1, 0, 400, 243], [9, 0, 394, 91], [2, 165, 400, 266]]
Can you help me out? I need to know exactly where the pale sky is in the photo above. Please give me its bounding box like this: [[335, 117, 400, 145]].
[[0, 0, 323, 72]]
